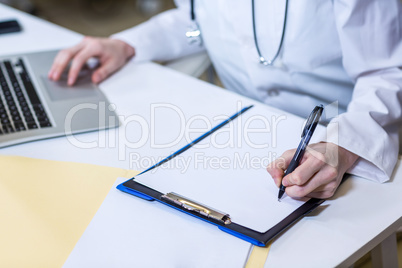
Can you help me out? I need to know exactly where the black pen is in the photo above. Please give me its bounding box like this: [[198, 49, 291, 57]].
[[278, 105, 324, 201]]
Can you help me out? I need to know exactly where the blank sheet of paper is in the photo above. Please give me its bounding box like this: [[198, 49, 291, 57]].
[[135, 105, 323, 232], [63, 177, 251, 268]]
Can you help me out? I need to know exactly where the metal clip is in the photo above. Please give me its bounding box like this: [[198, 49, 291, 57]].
[[162, 192, 231, 225], [186, 22, 202, 46]]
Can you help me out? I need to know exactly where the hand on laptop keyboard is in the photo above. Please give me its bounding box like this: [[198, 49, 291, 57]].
[[48, 36, 135, 86]]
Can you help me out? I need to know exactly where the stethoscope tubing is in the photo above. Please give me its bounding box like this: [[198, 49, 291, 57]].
[[188, 0, 289, 66]]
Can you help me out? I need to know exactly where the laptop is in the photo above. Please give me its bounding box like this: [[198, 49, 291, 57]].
[[0, 50, 120, 148]]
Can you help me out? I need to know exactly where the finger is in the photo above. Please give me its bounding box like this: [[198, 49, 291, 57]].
[[285, 165, 338, 198], [48, 42, 85, 81], [48, 50, 75, 81], [267, 149, 295, 187], [285, 179, 321, 199], [67, 46, 100, 86], [91, 58, 122, 84], [305, 191, 331, 199], [267, 160, 285, 187], [282, 151, 326, 187], [306, 187, 338, 199]]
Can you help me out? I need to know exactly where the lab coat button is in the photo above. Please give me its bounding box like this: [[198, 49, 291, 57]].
[[267, 89, 280, 96]]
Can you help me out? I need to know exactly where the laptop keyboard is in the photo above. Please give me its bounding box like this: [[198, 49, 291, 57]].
[[0, 58, 52, 135]]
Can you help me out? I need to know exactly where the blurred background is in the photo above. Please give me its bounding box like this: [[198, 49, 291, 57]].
[[0, 0, 216, 83], [1, 0, 174, 36]]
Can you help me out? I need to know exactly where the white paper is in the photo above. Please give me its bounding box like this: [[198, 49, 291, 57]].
[[136, 105, 320, 232], [63, 177, 251, 268]]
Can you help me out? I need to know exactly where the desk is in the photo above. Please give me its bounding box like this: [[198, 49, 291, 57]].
[[1, 3, 401, 267]]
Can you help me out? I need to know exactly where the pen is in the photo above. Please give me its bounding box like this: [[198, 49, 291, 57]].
[[139, 105, 254, 175], [278, 105, 324, 201]]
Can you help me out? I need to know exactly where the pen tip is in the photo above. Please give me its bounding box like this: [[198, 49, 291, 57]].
[[277, 198, 281, 202]]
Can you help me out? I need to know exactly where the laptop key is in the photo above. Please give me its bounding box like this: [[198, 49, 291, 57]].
[[23, 109, 33, 116], [18, 97, 27, 105], [12, 114, 22, 122], [33, 103, 44, 112], [26, 122, 38, 129], [19, 73, 41, 105], [21, 106, 30, 113], [2, 124, 14, 133], [3, 89, 11, 97], [39, 121, 52, 128], [13, 121, 26, 131], [24, 116, 35, 124], [5, 95, 14, 103], [35, 111, 47, 118], [1, 117, 10, 125], [8, 104, 18, 112]]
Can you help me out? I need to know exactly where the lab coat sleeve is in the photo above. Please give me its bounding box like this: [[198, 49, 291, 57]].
[[325, 0, 402, 182], [111, 0, 205, 63]]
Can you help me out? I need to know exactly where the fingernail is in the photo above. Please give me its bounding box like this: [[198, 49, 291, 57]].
[[275, 178, 282, 187], [52, 71, 59, 80], [93, 74, 101, 83], [68, 77, 74, 86], [48, 70, 53, 79]]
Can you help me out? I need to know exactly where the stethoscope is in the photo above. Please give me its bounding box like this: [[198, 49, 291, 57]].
[[186, 0, 289, 66]]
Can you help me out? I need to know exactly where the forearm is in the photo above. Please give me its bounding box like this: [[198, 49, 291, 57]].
[[324, 67, 402, 182], [328, 0, 402, 182]]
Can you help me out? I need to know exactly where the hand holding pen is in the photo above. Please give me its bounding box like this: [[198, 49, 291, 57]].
[[272, 105, 324, 201], [267, 104, 359, 200]]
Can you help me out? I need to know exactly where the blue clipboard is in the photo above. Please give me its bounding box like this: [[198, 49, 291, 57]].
[[117, 105, 324, 246]]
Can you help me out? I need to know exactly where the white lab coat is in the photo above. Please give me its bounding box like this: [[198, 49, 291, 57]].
[[113, 0, 402, 183]]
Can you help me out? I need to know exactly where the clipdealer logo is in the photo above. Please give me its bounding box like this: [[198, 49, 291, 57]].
[[63, 101, 339, 169], [128, 151, 280, 173]]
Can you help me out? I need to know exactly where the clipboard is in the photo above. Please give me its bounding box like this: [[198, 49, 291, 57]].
[[117, 105, 324, 246]]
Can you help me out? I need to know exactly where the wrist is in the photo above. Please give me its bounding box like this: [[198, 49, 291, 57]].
[[123, 41, 135, 60], [114, 39, 135, 60], [336, 143, 359, 169]]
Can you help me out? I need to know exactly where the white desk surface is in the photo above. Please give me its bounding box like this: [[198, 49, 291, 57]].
[[1, 4, 402, 267]]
